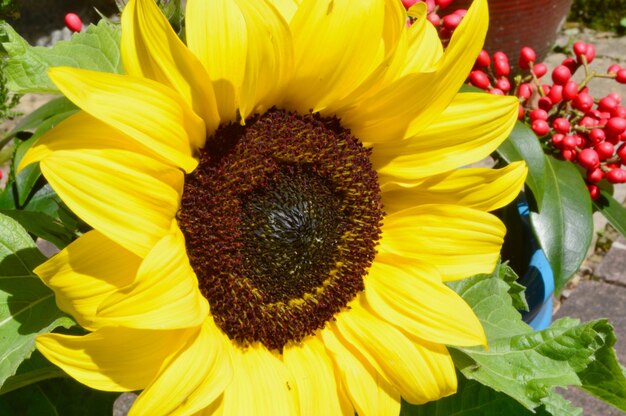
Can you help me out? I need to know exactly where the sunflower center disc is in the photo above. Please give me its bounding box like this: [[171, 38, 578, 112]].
[[178, 109, 383, 351]]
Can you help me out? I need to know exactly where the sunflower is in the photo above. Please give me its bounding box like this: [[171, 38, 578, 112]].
[[19, 0, 526, 414]]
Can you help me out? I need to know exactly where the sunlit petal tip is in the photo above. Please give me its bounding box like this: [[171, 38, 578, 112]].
[[122, 0, 220, 137], [48, 67, 203, 173]]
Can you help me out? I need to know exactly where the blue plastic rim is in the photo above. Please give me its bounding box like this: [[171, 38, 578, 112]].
[[517, 202, 554, 331]]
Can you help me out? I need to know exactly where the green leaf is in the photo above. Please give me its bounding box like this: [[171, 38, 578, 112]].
[[448, 263, 532, 341], [0, 376, 118, 416], [577, 320, 626, 411], [529, 155, 593, 293], [1, 19, 122, 93], [496, 122, 547, 205], [593, 188, 626, 238], [0, 209, 76, 249], [401, 374, 538, 415], [451, 264, 626, 413], [0, 213, 74, 390], [2, 96, 77, 140], [0, 350, 65, 395], [451, 318, 600, 410]]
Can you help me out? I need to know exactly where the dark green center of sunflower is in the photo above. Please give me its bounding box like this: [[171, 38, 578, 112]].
[[178, 109, 383, 351]]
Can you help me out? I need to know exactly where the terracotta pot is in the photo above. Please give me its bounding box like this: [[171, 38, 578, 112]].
[[451, 0, 573, 65]]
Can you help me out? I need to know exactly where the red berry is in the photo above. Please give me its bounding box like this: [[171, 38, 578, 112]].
[[531, 119, 550, 136], [578, 148, 600, 169], [552, 133, 565, 148], [561, 57, 578, 73], [493, 51, 508, 62], [573, 41, 588, 59], [530, 108, 548, 121], [596, 141, 615, 160], [562, 80, 579, 101], [475, 50, 490, 68], [489, 88, 505, 96], [518, 46, 536, 70], [548, 84, 563, 104], [562, 149, 577, 161], [541, 84, 551, 95], [532, 63, 548, 78], [599, 96, 619, 112], [606, 117, 626, 137], [495, 77, 511, 92], [579, 116, 598, 128], [612, 105, 626, 118], [518, 83, 532, 100], [494, 59, 510, 78], [469, 70, 490, 89], [453, 8, 467, 16], [562, 135, 578, 150], [550, 133, 565, 149], [538, 96, 553, 111], [608, 64, 622, 75], [589, 128, 606, 143], [442, 13, 462, 30], [587, 168, 604, 183], [587, 184, 601, 200], [585, 44, 596, 64], [424, 0, 436, 13], [438, 27, 453, 40], [552, 117, 571, 134], [617, 144, 626, 162], [573, 92, 594, 112], [64, 12, 82, 33], [551, 65, 572, 85], [609, 92, 622, 104], [607, 168, 626, 183], [616, 69, 626, 84], [427, 13, 441, 26], [436, 0, 454, 9], [518, 105, 525, 120]]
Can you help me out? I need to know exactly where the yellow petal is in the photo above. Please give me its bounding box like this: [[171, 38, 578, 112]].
[[34, 230, 140, 331], [130, 319, 232, 416], [400, 3, 443, 75], [38, 148, 183, 257], [381, 162, 528, 214], [322, 0, 407, 115], [365, 258, 486, 347], [372, 93, 519, 179], [36, 327, 189, 391], [221, 345, 298, 415], [341, 0, 488, 143], [19, 111, 153, 172], [236, 0, 294, 119], [379, 204, 505, 280], [97, 224, 208, 330], [185, 0, 243, 121], [48, 67, 203, 173], [321, 329, 400, 416], [334, 300, 457, 404], [121, 0, 219, 138], [269, 0, 299, 22], [283, 336, 349, 416], [284, 0, 385, 113]]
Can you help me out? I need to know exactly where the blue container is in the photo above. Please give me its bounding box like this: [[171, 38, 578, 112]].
[[517, 202, 554, 330]]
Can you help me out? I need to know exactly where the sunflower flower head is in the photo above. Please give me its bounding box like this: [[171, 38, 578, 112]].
[[19, 0, 527, 414]]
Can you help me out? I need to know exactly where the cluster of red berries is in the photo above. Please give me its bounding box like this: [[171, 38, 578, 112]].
[[469, 42, 626, 199], [401, 0, 464, 43]]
